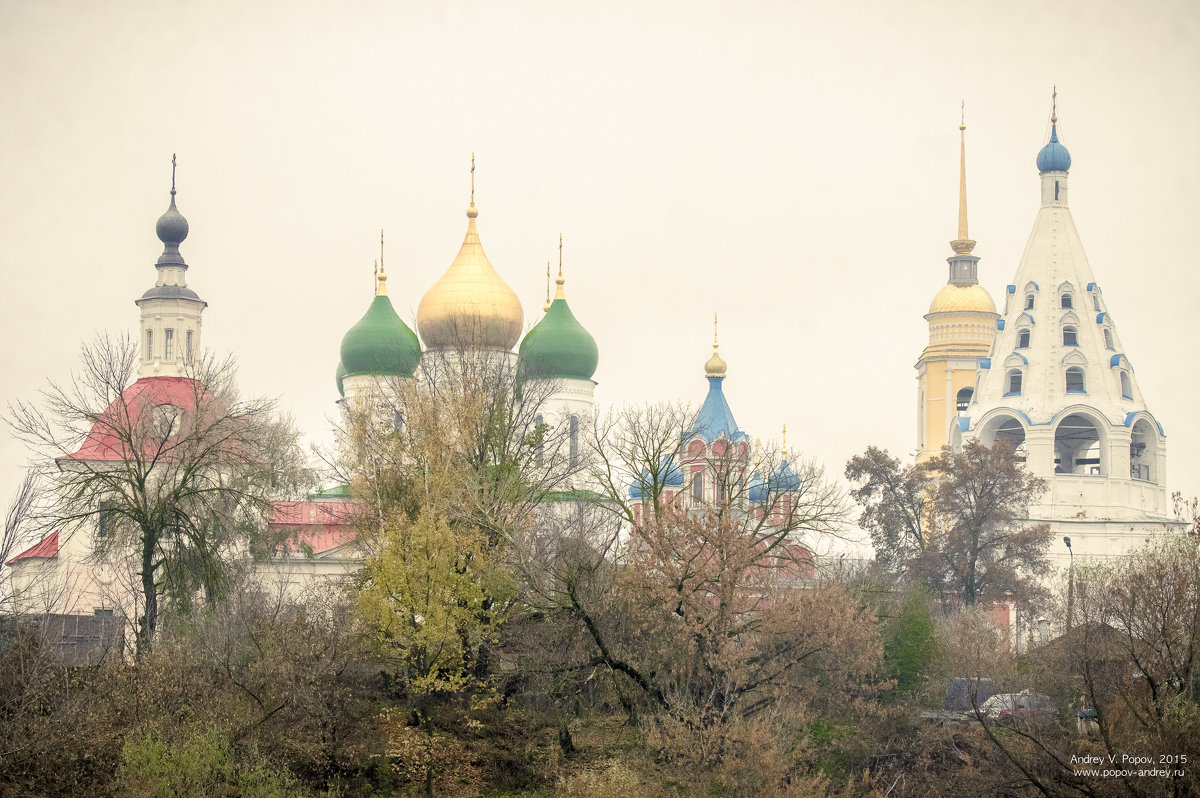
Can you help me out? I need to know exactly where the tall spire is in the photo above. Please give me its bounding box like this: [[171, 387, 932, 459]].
[[467, 152, 477, 218], [705, 312, 727, 377], [544, 262, 551, 312], [376, 230, 388, 296], [950, 103, 976, 255], [554, 234, 566, 300]]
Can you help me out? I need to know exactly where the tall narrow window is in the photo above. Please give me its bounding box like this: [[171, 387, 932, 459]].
[[569, 415, 579, 465], [1103, 329, 1114, 350], [534, 414, 545, 467], [164, 328, 175, 360], [145, 329, 153, 360], [1065, 367, 1086, 393], [1024, 294, 1035, 310], [1061, 294, 1073, 309], [185, 330, 193, 362], [1092, 295, 1101, 311], [1007, 370, 1022, 395], [692, 472, 704, 501], [1017, 329, 1031, 348], [1120, 371, 1132, 399], [1062, 326, 1078, 346], [1055, 180, 1060, 201], [97, 501, 112, 539]]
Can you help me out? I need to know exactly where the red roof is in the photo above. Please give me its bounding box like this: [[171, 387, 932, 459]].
[[5, 531, 60, 565], [64, 376, 212, 461], [268, 500, 357, 555]]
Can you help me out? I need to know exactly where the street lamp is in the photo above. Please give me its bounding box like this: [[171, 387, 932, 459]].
[[1064, 536, 1074, 633]]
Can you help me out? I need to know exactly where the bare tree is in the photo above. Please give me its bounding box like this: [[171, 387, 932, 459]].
[[6, 334, 309, 656], [847, 440, 1051, 607]]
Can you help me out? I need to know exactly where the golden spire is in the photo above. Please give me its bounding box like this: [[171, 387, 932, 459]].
[[949, 102, 976, 255], [375, 230, 388, 296], [554, 233, 566, 300], [781, 424, 787, 460], [704, 312, 727, 377], [467, 153, 478, 219], [544, 262, 551, 312]]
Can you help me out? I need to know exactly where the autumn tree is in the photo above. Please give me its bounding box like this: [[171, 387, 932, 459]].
[[847, 440, 1051, 606], [6, 335, 308, 655]]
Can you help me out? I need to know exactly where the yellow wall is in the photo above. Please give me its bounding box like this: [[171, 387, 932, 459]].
[[916, 309, 995, 463]]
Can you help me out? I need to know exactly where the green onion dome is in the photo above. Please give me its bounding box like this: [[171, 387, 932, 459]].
[[339, 271, 421, 378], [335, 361, 346, 397], [518, 271, 598, 381]]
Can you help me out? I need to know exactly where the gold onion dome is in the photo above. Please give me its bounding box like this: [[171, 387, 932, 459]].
[[928, 283, 997, 315], [417, 161, 524, 351], [704, 313, 727, 377]]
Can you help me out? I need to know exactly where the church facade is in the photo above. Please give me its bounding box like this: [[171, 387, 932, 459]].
[[928, 101, 1174, 564]]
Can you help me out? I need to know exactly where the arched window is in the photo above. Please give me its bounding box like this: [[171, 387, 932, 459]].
[[1120, 372, 1132, 399], [1060, 294, 1073, 309], [569, 415, 580, 465], [1065, 367, 1086, 393], [1063, 326, 1078, 346], [1130, 418, 1157, 482], [956, 387, 973, 414], [164, 329, 175, 360], [978, 414, 1027, 460], [1092, 295, 1101, 311], [185, 331, 194, 362], [692, 471, 704, 501], [145, 329, 153, 360], [533, 414, 544, 466], [1017, 329, 1031, 348], [1024, 294, 1035, 310], [1054, 413, 1104, 475], [1006, 370, 1022, 395], [1103, 329, 1114, 350]]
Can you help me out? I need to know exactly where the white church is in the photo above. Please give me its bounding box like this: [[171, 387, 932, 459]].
[[918, 99, 1175, 567]]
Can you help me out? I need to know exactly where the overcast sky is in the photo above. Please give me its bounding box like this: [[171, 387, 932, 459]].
[[2, 0, 1198, 547]]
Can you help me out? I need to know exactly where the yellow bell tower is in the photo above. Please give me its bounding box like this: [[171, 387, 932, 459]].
[[915, 107, 998, 463]]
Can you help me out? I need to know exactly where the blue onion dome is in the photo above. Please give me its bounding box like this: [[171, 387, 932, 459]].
[[339, 270, 421, 378], [335, 361, 346, 397], [749, 459, 800, 503], [518, 270, 598, 381], [1036, 121, 1072, 173], [155, 158, 190, 266], [629, 456, 685, 498], [156, 195, 189, 246]]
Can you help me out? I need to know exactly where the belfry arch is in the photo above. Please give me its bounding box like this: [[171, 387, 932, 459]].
[[1054, 412, 1106, 475]]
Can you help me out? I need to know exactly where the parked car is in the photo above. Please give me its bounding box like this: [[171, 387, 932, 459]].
[[978, 690, 1057, 726]]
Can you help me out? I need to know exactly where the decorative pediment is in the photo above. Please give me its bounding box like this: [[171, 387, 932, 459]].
[[1061, 349, 1087, 366], [1003, 352, 1029, 368], [1059, 310, 1080, 325]]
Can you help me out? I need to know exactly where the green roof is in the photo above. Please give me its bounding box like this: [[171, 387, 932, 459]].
[[339, 295, 421, 378], [518, 297, 598, 381], [311, 484, 351, 499]]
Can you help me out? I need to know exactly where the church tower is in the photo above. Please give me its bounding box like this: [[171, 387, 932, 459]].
[[915, 111, 998, 462], [956, 95, 1171, 560], [134, 156, 207, 378]]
